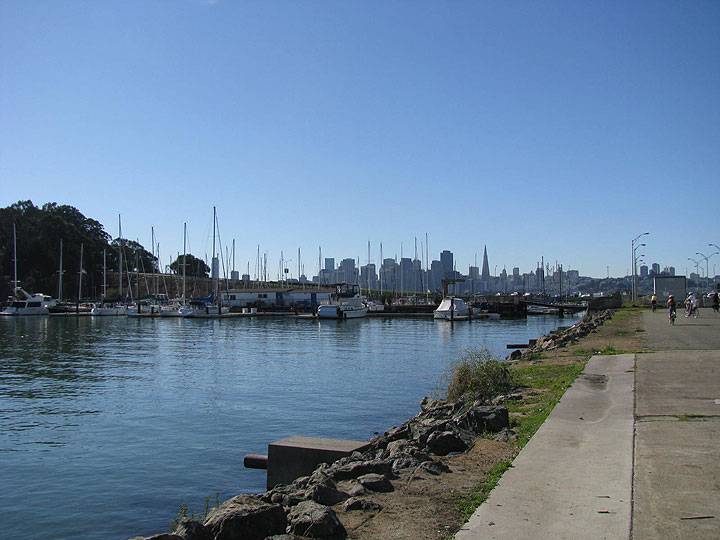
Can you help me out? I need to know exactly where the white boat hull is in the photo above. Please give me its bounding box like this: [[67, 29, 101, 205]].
[[433, 312, 470, 321], [181, 306, 231, 318], [91, 306, 128, 316], [433, 297, 470, 321], [1, 306, 50, 316], [317, 305, 368, 319]]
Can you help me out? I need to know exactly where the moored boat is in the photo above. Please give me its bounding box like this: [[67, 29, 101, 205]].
[[433, 296, 470, 320], [1, 289, 57, 316]]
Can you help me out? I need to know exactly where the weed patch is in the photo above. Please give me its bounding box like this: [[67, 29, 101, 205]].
[[507, 362, 586, 447]]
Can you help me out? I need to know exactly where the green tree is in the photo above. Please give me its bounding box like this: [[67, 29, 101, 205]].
[[169, 254, 210, 278], [0, 201, 113, 300]]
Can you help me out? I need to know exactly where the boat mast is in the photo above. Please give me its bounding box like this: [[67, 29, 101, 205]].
[[151, 226, 156, 297], [77, 242, 84, 312], [102, 248, 107, 303], [182, 222, 187, 305], [380, 242, 383, 297], [212, 206, 217, 297], [12, 223, 18, 294], [118, 215, 123, 301], [58, 238, 64, 300]]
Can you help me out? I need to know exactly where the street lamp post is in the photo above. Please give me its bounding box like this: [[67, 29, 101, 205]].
[[631, 232, 649, 301], [699, 249, 720, 289], [688, 257, 700, 286]]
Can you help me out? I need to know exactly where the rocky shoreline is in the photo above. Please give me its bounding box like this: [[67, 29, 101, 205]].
[[131, 313, 614, 540], [508, 309, 615, 361], [130, 397, 510, 540]]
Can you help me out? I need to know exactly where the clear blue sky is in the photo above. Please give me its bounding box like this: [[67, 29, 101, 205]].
[[1, 1, 719, 278]]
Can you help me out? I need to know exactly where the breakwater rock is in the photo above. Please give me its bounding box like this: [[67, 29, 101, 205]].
[[130, 399, 509, 540], [511, 309, 615, 360]]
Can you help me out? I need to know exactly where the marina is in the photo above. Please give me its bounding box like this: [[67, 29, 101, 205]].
[[0, 313, 580, 540]]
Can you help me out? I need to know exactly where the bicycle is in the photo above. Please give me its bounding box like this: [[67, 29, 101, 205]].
[[669, 309, 676, 325]]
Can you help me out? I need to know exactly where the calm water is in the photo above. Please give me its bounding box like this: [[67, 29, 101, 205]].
[[0, 314, 579, 539]]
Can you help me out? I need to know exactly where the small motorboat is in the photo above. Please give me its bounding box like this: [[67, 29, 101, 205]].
[[433, 297, 470, 321]]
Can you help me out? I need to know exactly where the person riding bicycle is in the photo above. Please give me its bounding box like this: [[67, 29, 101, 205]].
[[651, 293, 657, 312], [667, 294, 677, 318]]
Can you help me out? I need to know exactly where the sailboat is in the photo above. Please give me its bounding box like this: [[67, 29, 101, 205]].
[[1, 223, 57, 316], [92, 216, 128, 316], [159, 223, 187, 317], [181, 207, 230, 318]]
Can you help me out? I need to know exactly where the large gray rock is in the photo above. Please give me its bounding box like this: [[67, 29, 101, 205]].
[[204, 496, 287, 540], [287, 501, 346, 539], [357, 473, 394, 493], [426, 430, 468, 456], [419, 460, 451, 475], [453, 406, 509, 434], [305, 483, 349, 506], [173, 518, 211, 540], [342, 497, 383, 512], [330, 459, 392, 481]]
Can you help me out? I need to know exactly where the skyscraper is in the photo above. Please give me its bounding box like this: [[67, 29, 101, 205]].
[[481, 245, 490, 280], [440, 250, 454, 278]]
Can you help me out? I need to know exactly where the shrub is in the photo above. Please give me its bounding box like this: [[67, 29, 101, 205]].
[[446, 349, 515, 403]]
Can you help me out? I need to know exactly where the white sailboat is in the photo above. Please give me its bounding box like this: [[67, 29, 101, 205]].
[[1, 223, 57, 316]]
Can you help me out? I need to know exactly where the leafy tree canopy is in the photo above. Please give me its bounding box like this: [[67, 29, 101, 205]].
[[0, 200, 152, 300], [169, 254, 210, 278]]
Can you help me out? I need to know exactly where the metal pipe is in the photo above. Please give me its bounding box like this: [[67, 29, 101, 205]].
[[244, 453, 268, 469]]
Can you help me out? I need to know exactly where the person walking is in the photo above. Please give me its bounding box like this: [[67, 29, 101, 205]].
[[711, 291, 719, 313]]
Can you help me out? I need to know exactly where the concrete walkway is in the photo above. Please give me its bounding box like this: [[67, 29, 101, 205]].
[[455, 308, 720, 540], [455, 353, 635, 540]]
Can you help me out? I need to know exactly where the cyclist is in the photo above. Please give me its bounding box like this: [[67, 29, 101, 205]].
[[651, 293, 657, 312], [667, 294, 677, 324]]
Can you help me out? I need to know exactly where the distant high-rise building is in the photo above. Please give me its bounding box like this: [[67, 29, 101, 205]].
[[469, 266, 480, 279], [640, 265, 648, 277], [668, 266, 675, 276], [339, 258, 356, 284], [481, 246, 490, 280], [512, 267, 520, 278], [440, 250, 454, 278], [651, 263, 660, 276], [324, 258, 335, 272], [361, 263, 378, 290], [430, 260, 442, 291]]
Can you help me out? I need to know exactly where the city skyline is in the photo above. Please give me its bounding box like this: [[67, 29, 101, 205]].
[[2, 2, 718, 277]]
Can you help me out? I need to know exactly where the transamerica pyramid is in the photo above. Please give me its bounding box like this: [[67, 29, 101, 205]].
[[481, 245, 490, 280]]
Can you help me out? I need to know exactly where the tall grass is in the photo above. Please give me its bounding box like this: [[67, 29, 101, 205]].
[[445, 349, 515, 403]]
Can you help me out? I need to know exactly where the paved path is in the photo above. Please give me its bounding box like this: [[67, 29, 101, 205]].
[[633, 310, 720, 539], [455, 354, 635, 539], [455, 308, 720, 540]]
